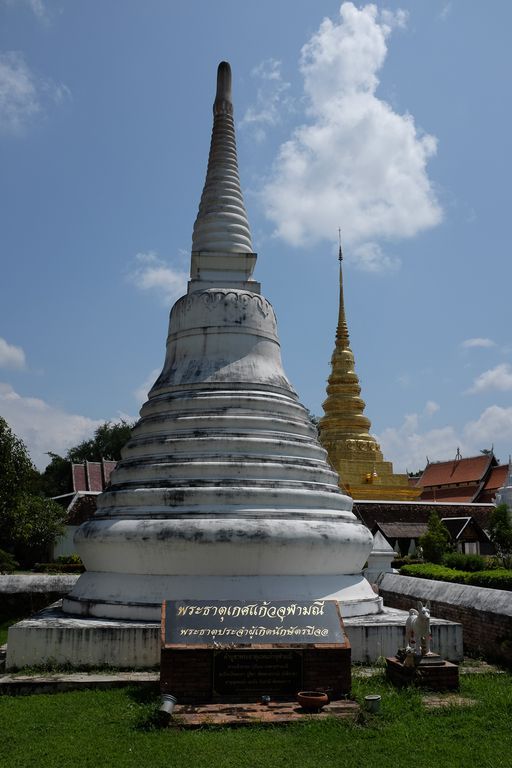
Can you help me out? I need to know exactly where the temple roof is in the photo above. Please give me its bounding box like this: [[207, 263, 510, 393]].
[[354, 499, 495, 532], [418, 454, 496, 488], [72, 460, 116, 493]]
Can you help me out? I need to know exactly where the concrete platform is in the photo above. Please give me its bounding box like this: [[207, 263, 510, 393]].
[[166, 699, 360, 727], [6, 602, 463, 670], [0, 671, 159, 696]]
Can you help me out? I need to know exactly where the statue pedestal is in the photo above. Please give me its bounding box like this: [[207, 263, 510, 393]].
[[386, 656, 459, 691]]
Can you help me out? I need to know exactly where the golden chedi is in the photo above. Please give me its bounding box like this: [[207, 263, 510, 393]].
[[318, 244, 420, 501]]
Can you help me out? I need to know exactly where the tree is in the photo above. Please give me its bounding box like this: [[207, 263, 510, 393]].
[[41, 420, 134, 497], [67, 420, 133, 463], [418, 512, 451, 564], [0, 417, 37, 512], [488, 503, 512, 568], [8, 494, 66, 566], [0, 417, 66, 566], [0, 417, 36, 546]]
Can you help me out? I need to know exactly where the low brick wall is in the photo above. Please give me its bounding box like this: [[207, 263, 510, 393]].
[[160, 647, 351, 702], [378, 572, 512, 665], [0, 575, 79, 622]]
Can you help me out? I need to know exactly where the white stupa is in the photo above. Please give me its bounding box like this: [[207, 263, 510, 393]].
[[62, 62, 381, 621]]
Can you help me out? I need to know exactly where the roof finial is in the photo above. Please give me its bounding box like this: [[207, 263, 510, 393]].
[[214, 61, 233, 115], [336, 230, 349, 343]]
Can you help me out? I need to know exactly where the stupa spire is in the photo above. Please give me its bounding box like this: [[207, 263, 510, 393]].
[[336, 230, 350, 345], [320, 238, 376, 458], [319, 238, 420, 500], [190, 61, 258, 292]]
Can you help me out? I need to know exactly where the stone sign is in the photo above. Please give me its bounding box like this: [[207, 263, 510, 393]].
[[213, 649, 302, 695], [162, 599, 346, 646]]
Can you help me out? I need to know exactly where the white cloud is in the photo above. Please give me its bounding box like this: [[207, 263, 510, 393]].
[[377, 402, 512, 472], [378, 415, 459, 473], [240, 59, 293, 142], [424, 400, 440, 417], [464, 405, 512, 448], [467, 364, 512, 394], [128, 251, 188, 305], [133, 368, 160, 406], [0, 337, 26, 369], [439, 2, 453, 21], [351, 241, 400, 272], [0, 51, 70, 136], [27, 0, 47, 21], [262, 2, 441, 269], [2, 0, 49, 22], [461, 337, 496, 349], [0, 382, 102, 469]]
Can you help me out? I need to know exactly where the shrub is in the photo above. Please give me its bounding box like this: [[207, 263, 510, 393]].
[[400, 564, 468, 583], [32, 562, 85, 574], [55, 554, 83, 565], [418, 512, 451, 564], [391, 556, 423, 569], [400, 563, 512, 592], [488, 504, 512, 568], [443, 552, 486, 572], [0, 547, 18, 574], [465, 569, 512, 591]]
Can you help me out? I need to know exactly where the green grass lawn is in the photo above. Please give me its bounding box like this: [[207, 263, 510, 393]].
[[1, 670, 511, 768]]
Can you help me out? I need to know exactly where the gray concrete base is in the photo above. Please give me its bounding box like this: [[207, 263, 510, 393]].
[[6, 603, 160, 670], [6, 602, 463, 670]]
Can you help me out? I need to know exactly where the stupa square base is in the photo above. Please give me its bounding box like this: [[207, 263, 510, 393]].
[[6, 605, 462, 670]]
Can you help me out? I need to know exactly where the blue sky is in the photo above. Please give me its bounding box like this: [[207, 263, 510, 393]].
[[1, 0, 511, 473]]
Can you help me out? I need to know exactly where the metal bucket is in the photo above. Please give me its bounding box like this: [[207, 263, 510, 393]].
[[364, 694, 381, 713], [160, 694, 177, 715]]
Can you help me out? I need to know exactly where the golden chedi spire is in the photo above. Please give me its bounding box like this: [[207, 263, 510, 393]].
[[318, 237, 420, 501]]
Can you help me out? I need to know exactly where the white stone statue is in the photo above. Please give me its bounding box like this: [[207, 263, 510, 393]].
[[405, 601, 431, 655]]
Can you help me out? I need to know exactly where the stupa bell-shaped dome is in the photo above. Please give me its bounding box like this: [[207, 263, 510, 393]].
[[63, 63, 380, 621]]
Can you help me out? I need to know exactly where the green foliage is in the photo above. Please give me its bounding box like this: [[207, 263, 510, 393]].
[[418, 511, 451, 564], [67, 419, 133, 463], [0, 417, 64, 566], [442, 552, 486, 572], [39, 452, 73, 497], [488, 503, 512, 568], [0, 416, 36, 519], [55, 553, 83, 565], [41, 420, 134, 497], [0, 547, 18, 573], [8, 494, 66, 566], [465, 569, 512, 591], [391, 556, 423, 568], [400, 563, 467, 583], [400, 563, 512, 592]]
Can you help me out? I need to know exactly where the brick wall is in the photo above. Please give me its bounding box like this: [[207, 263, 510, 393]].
[[160, 646, 351, 703], [379, 573, 512, 665]]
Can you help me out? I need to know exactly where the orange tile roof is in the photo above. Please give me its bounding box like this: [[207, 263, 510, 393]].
[[418, 454, 494, 488], [481, 464, 508, 492], [420, 487, 479, 503]]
